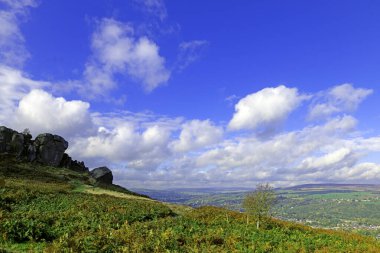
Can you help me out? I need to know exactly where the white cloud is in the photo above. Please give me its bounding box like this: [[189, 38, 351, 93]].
[[0, 65, 48, 123], [0, 0, 36, 9], [68, 116, 223, 170], [298, 148, 352, 170], [0, 0, 37, 67], [228, 85, 307, 131], [82, 63, 117, 97], [70, 123, 171, 169], [81, 18, 170, 97], [190, 116, 361, 186], [225, 94, 239, 105], [134, 0, 167, 21], [109, 114, 368, 188], [177, 40, 209, 71], [308, 84, 373, 120], [170, 119, 223, 152], [200, 116, 356, 169], [333, 163, 380, 182], [13, 89, 93, 137]]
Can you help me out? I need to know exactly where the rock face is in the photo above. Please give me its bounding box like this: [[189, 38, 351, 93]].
[[0, 126, 113, 184], [11, 133, 25, 156], [34, 133, 68, 167], [90, 167, 113, 184], [0, 126, 16, 153], [0, 126, 72, 167], [59, 153, 89, 173]]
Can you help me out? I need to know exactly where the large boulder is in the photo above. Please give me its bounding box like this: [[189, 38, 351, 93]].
[[90, 166, 113, 184], [0, 126, 16, 153], [34, 133, 68, 166]]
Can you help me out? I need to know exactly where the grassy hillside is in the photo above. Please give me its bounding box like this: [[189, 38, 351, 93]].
[[1, 156, 380, 252]]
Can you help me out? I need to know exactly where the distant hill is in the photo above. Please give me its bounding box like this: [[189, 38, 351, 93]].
[[281, 183, 380, 190]]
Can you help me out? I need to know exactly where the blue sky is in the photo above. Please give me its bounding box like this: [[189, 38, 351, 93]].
[[1, 0, 380, 188]]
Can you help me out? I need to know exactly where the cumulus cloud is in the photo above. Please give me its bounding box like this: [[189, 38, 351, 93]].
[[68, 116, 223, 170], [0, 0, 37, 67], [70, 123, 171, 169], [80, 18, 170, 98], [0, 65, 48, 123], [104, 114, 375, 188], [170, 119, 223, 152], [298, 148, 353, 171], [189, 116, 361, 186], [200, 116, 356, 169], [308, 84, 373, 120], [0, 66, 93, 139], [228, 85, 307, 131], [13, 89, 93, 137]]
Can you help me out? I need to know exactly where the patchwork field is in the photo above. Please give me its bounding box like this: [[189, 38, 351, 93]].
[[136, 184, 380, 238]]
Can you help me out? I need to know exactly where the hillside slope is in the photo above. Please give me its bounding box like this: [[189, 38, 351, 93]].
[[1, 157, 380, 252]]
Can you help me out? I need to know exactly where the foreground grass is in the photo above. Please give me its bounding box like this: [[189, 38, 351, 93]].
[[1, 179, 380, 252], [1, 158, 380, 252]]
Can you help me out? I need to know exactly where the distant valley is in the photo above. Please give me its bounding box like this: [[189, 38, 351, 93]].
[[134, 184, 380, 238]]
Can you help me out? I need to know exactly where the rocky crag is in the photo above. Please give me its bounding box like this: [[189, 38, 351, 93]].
[[0, 126, 113, 184]]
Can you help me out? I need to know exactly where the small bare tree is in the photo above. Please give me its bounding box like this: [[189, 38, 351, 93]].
[[22, 128, 30, 135], [242, 183, 276, 229]]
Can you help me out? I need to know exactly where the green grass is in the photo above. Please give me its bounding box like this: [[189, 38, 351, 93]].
[[45, 207, 380, 252], [0, 178, 174, 250], [1, 156, 380, 252]]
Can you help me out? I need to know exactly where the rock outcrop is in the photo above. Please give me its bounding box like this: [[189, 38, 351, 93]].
[[0, 126, 16, 153], [34, 133, 68, 167], [59, 153, 89, 173], [90, 167, 113, 184], [0, 126, 112, 183], [11, 132, 25, 157]]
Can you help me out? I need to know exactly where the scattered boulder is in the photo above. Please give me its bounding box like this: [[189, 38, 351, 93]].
[[34, 133, 68, 167], [90, 166, 113, 184]]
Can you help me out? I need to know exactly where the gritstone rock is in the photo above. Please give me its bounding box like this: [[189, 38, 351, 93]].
[[90, 166, 113, 184], [0, 126, 16, 153], [0, 126, 115, 182], [10, 133, 24, 157], [34, 133, 68, 167], [60, 153, 89, 173]]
